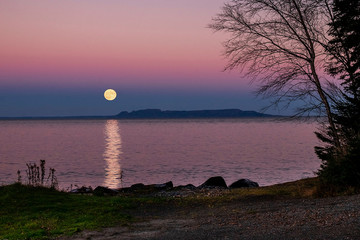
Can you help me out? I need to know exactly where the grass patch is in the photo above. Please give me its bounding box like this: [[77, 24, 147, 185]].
[[172, 178, 320, 208], [227, 177, 320, 199], [247, 177, 320, 198], [0, 183, 165, 240], [1, 177, 349, 239]]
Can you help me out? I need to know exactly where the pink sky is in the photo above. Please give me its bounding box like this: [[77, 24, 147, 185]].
[[0, 0, 272, 117], [0, 0, 250, 90]]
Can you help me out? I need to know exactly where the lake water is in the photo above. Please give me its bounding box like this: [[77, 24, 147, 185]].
[[0, 118, 321, 189]]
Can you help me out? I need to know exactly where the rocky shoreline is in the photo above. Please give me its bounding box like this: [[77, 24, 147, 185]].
[[61, 177, 360, 240], [69, 176, 259, 197]]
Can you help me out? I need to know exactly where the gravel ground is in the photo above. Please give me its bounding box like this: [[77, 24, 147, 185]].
[[61, 193, 360, 240]]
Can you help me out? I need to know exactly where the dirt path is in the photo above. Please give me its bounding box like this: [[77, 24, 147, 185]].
[[61, 194, 360, 240]]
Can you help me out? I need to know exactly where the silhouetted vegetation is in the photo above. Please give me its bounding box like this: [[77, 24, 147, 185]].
[[18, 160, 58, 189], [315, 0, 360, 188], [209, 0, 340, 145], [211, 0, 360, 190]]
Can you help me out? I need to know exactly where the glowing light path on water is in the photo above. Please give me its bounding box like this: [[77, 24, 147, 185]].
[[103, 120, 122, 189]]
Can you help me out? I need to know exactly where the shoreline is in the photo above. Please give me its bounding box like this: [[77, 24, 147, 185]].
[[62, 177, 360, 240], [3, 177, 360, 239]]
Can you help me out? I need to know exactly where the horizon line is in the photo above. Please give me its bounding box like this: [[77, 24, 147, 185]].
[[0, 108, 288, 120]]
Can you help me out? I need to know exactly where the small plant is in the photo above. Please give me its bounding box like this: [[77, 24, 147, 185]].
[[17, 170, 22, 183], [47, 167, 58, 189], [119, 169, 123, 188], [17, 160, 58, 189], [40, 159, 45, 185]]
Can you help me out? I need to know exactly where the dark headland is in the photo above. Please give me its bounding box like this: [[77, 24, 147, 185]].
[[115, 109, 275, 119], [0, 109, 278, 120]]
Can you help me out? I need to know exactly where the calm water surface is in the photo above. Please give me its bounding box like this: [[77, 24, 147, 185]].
[[0, 118, 321, 189]]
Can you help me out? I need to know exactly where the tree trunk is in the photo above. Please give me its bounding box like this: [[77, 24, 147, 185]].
[[310, 62, 341, 149], [292, 0, 341, 150]]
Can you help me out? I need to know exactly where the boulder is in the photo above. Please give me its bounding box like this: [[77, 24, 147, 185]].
[[93, 186, 119, 196], [154, 181, 173, 190], [120, 181, 174, 193], [118, 187, 132, 193], [229, 179, 259, 188], [174, 184, 197, 190], [200, 176, 227, 188], [70, 186, 93, 194], [130, 183, 145, 190]]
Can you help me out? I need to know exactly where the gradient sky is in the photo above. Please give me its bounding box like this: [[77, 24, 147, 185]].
[[0, 0, 276, 117]]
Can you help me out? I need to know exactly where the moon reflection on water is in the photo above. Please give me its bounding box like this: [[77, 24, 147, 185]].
[[103, 120, 122, 189]]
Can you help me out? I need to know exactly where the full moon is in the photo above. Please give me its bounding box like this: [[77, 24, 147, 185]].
[[104, 89, 117, 101]]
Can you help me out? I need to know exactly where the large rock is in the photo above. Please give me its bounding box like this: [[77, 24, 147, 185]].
[[93, 186, 119, 196], [120, 181, 173, 193], [229, 179, 259, 188], [154, 181, 173, 190], [69, 186, 93, 194], [174, 184, 197, 191], [130, 183, 145, 190], [200, 176, 227, 188]]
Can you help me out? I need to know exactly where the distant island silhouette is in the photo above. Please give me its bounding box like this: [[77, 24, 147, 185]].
[[115, 109, 275, 119], [0, 109, 278, 120]]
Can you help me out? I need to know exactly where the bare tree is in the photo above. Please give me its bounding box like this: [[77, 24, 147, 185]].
[[210, 0, 341, 148]]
